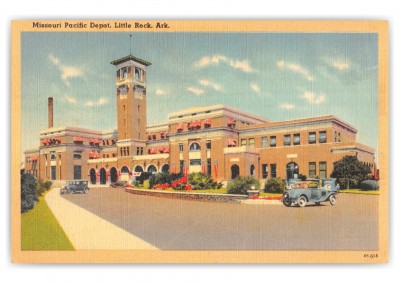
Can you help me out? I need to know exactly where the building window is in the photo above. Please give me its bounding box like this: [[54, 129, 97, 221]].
[[262, 137, 268, 148], [262, 164, 268, 179], [140, 147, 144, 155], [308, 132, 316, 144], [206, 140, 211, 150], [127, 147, 130, 156], [319, 162, 327, 178], [319, 131, 327, 143], [309, 162, 316, 178], [136, 147, 140, 155], [73, 152, 81, 160], [241, 139, 247, 146], [120, 67, 127, 79], [180, 160, 184, 174], [294, 133, 300, 145], [249, 138, 255, 147], [338, 132, 341, 142], [50, 153, 56, 160], [270, 136, 276, 147], [179, 143, 184, 152], [189, 142, 201, 151], [207, 158, 211, 175], [189, 159, 201, 166], [135, 67, 142, 80], [50, 166, 56, 180], [74, 165, 82, 180], [284, 134, 291, 146], [250, 165, 255, 176], [270, 164, 277, 178]]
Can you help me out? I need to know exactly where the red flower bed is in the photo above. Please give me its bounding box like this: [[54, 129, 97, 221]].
[[153, 183, 169, 190], [250, 195, 283, 201], [126, 184, 135, 188]]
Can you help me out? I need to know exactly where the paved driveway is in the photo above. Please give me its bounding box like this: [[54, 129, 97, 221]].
[[60, 187, 379, 251]]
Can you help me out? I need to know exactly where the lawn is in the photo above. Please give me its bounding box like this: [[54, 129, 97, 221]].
[[339, 189, 380, 195], [21, 195, 74, 251]]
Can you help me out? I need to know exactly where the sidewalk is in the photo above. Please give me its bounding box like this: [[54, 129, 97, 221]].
[[45, 188, 157, 250]]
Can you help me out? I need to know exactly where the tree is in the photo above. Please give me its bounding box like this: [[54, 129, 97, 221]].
[[264, 178, 287, 193], [330, 155, 371, 189], [21, 173, 37, 212]]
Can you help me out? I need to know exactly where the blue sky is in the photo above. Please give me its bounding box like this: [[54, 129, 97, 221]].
[[21, 32, 378, 154]]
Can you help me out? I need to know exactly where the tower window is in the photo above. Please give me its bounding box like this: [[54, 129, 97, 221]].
[[135, 67, 142, 80], [120, 67, 128, 79]]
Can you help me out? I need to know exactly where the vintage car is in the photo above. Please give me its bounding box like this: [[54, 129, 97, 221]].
[[282, 178, 339, 207], [60, 180, 89, 194], [109, 180, 128, 188]]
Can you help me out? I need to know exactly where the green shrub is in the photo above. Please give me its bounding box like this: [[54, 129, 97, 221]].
[[36, 179, 52, 196], [188, 172, 219, 190], [264, 178, 286, 193], [21, 173, 37, 213], [143, 180, 150, 189], [337, 178, 359, 190], [360, 180, 379, 191], [298, 173, 307, 181], [227, 176, 259, 195]]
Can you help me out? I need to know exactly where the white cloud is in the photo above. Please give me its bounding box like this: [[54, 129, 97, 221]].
[[97, 98, 107, 105], [84, 97, 107, 107], [199, 79, 222, 91], [48, 54, 83, 86], [187, 87, 204, 96], [303, 91, 326, 105], [155, 88, 168, 96], [277, 60, 314, 81], [250, 83, 260, 93], [280, 103, 295, 109], [65, 95, 76, 104], [330, 60, 350, 70], [194, 54, 254, 73]]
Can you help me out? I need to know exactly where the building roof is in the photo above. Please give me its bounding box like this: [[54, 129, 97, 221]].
[[110, 55, 152, 66]]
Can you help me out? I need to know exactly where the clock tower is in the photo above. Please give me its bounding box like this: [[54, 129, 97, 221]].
[[111, 55, 151, 142]]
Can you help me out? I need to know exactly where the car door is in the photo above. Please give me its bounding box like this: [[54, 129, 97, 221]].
[[310, 188, 320, 201]]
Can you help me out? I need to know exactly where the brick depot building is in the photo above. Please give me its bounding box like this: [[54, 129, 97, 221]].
[[24, 54, 376, 186]]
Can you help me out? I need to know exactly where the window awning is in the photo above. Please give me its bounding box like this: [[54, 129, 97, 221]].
[[176, 124, 184, 130], [204, 119, 211, 125], [158, 146, 169, 153], [149, 148, 157, 154], [162, 147, 170, 153], [227, 118, 236, 125], [228, 139, 236, 146], [31, 156, 38, 161], [88, 152, 100, 159], [73, 137, 85, 142], [188, 120, 201, 128], [89, 138, 100, 144], [54, 137, 61, 142], [42, 139, 49, 144]]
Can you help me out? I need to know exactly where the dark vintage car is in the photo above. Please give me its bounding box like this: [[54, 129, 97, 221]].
[[60, 180, 89, 194], [109, 180, 128, 188], [282, 178, 339, 208]]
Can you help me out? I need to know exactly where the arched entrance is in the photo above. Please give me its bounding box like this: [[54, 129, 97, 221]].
[[89, 168, 96, 184], [110, 167, 118, 183], [147, 164, 157, 173], [250, 165, 255, 176], [134, 165, 144, 172], [231, 164, 240, 179], [161, 164, 170, 173], [120, 166, 130, 182], [99, 168, 106, 184], [286, 162, 299, 180]]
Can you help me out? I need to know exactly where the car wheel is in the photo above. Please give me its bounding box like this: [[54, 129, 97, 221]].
[[298, 196, 307, 208], [282, 193, 292, 207], [329, 195, 336, 205], [84, 188, 89, 194]]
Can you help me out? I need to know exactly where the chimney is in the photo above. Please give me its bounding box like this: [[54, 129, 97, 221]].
[[48, 97, 53, 128]]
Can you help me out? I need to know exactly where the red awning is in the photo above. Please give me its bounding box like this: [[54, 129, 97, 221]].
[[54, 137, 61, 142], [149, 148, 157, 154], [228, 139, 236, 146], [204, 119, 211, 125], [73, 137, 85, 142], [162, 147, 170, 153], [30, 156, 38, 161], [89, 152, 100, 159], [42, 139, 49, 144], [188, 121, 201, 128], [227, 118, 236, 125], [176, 124, 184, 130], [89, 138, 100, 144]]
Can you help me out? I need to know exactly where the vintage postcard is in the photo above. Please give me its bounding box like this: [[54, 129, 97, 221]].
[[11, 20, 388, 263]]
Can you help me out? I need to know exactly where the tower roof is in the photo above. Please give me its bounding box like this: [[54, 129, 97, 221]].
[[110, 55, 152, 66]]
